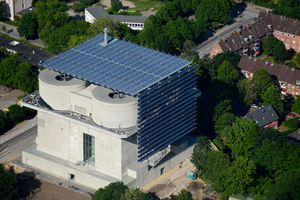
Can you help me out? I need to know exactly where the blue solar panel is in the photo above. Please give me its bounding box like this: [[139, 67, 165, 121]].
[[42, 34, 192, 96]]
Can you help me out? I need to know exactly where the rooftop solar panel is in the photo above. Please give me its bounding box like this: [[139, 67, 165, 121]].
[[42, 34, 191, 96]]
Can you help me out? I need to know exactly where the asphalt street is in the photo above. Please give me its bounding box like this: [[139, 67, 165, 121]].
[[0, 126, 37, 163], [197, 9, 260, 58]]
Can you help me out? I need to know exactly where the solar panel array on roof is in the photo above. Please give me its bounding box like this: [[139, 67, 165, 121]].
[[42, 34, 192, 96]]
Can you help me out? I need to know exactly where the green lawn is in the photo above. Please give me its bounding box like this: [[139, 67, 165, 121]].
[[263, 56, 274, 62], [125, 0, 164, 11]]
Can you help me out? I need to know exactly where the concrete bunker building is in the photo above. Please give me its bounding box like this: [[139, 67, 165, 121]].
[[21, 32, 199, 189]]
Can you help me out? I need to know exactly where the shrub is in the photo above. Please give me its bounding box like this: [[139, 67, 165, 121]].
[[285, 118, 298, 129], [79, 0, 94, 6], [14, 15, 21, 22], [72, 3, 84, 12]]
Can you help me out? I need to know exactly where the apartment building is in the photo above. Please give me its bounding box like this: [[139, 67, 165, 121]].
[[238, 55, 300, 98], [210, 12, 300, 58]]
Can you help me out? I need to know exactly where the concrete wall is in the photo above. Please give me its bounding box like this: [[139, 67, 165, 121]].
[[36, 109, 137, 179]]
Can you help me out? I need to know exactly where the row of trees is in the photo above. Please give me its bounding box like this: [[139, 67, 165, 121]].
[[91, 181, 194, 200]]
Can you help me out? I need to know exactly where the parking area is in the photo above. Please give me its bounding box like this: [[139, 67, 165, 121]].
[[0, 86, 23, 111], [145, 162, 221, 200]]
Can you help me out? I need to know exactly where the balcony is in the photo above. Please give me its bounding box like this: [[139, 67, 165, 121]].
[[281, 84, 286, 88]]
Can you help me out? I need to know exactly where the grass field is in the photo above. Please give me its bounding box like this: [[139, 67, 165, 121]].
[[125, 0, 163, 11]]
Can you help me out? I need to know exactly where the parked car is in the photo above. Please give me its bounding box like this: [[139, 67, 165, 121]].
[[250, 104, 258, 108], [288, 113, 295, 117]]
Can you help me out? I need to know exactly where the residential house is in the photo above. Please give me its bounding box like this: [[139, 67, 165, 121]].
[[85, 6, 148, 30], [238, 55, 300, 98], [210, 11, 300, 58], [1, 0, 33, 21], [245, 104, 279, 129]]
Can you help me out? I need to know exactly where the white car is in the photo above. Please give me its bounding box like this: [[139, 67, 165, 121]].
[[250, 104, 258, 108]]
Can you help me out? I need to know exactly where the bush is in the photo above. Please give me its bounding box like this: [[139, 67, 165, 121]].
[[72, 3, 84, 12], [79, 0, 94, 6], [14, 15, 21, 23], [220, 193, 229, 200], [285, 118, 298, 129]]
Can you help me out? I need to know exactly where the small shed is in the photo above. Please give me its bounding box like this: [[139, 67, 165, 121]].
[[187, 171, 197, 180]]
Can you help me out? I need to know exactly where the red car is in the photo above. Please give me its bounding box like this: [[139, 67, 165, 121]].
[[287, 113, 295, 117]]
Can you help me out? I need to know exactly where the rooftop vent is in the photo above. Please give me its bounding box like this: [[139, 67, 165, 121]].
[[244, 38, 249, 41], [109, 91, 126, 99], [55, 74, 73, 81], [104, 28, 109, 46], [249, 35, 254, 39]]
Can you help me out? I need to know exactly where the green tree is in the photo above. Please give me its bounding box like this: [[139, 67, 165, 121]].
[[273, 40, 287, 63], [0, 110, 6, 130], [221, 117, 259, 158], [252, 69, 273, 99], [111, 1, 123, 13], [14, 62, 38, 93], [17, 12, 38, 39], [181, 40, 197, 60], [214, 113, 235, 135], [72, 3, 84, 12], [204, 151, 231, 192], [285, 118, 298, 129], [87, 16, 121, 38], [120, 188, 152, 200], [262, 85, 284, 114], [262, 36, 278, 56], [92, 181, 128, 200], [213, 99, 232, 122], [169, 189, 193, 200], [216, 60, 239, 85], [292, 95, 300, 114], [267, 169, 300, 200], [224, 157, 256, 195], [191, 135, 211, 172], [0, 2, 4, 20], [0, 164, 18, 200], [8, 104, 27, 124], [0, 57, 20, 90], [213, 50, 241, 68], [237, 79, 258, 105], [195, 0, 235, 24], [79, 0, 94, 6]]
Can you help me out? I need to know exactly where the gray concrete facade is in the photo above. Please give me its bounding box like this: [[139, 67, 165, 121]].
[[21, 68, 196, 190]]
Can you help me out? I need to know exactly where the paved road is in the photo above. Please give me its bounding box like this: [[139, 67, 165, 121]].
[[0, 126, 37, 163], [197, 9, 260, 58]]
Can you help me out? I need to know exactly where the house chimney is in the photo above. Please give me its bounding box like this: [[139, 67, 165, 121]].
[[219, 39, 222, 42], [243, 26, 246, 29], [230, 32, 233, 36], [104, 28, 109, 46], [246, 23, 249, 27], [233, 31, 237, 34]]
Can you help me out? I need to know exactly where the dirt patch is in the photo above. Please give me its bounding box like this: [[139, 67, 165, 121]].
[[146, 163, 221, 200], [120, 0, 135, 9], [141, 8, 157, 16]]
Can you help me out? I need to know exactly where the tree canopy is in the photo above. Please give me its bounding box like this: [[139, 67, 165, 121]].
[[170, 189, 193, 200], [17, 12, 38, 39], [191, 135, 211, 172], [273, 40, 287, 63], [262, 36, 278, 56], [252, 69, 273, 99], [0, 164, 18, 200], [262, 85, 284, 114], [92, 181, 128, 200]]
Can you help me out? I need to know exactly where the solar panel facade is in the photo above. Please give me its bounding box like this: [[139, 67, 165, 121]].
[[42, 34, 192, 96], [136, 65, 197, 162]]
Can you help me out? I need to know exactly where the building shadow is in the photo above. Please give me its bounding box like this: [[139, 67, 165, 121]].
[[12, 169, 42, 199]]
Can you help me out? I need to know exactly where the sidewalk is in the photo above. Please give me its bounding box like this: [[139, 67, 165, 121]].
[[0, 117, 37, 144], [0, 22, 45, 48]]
